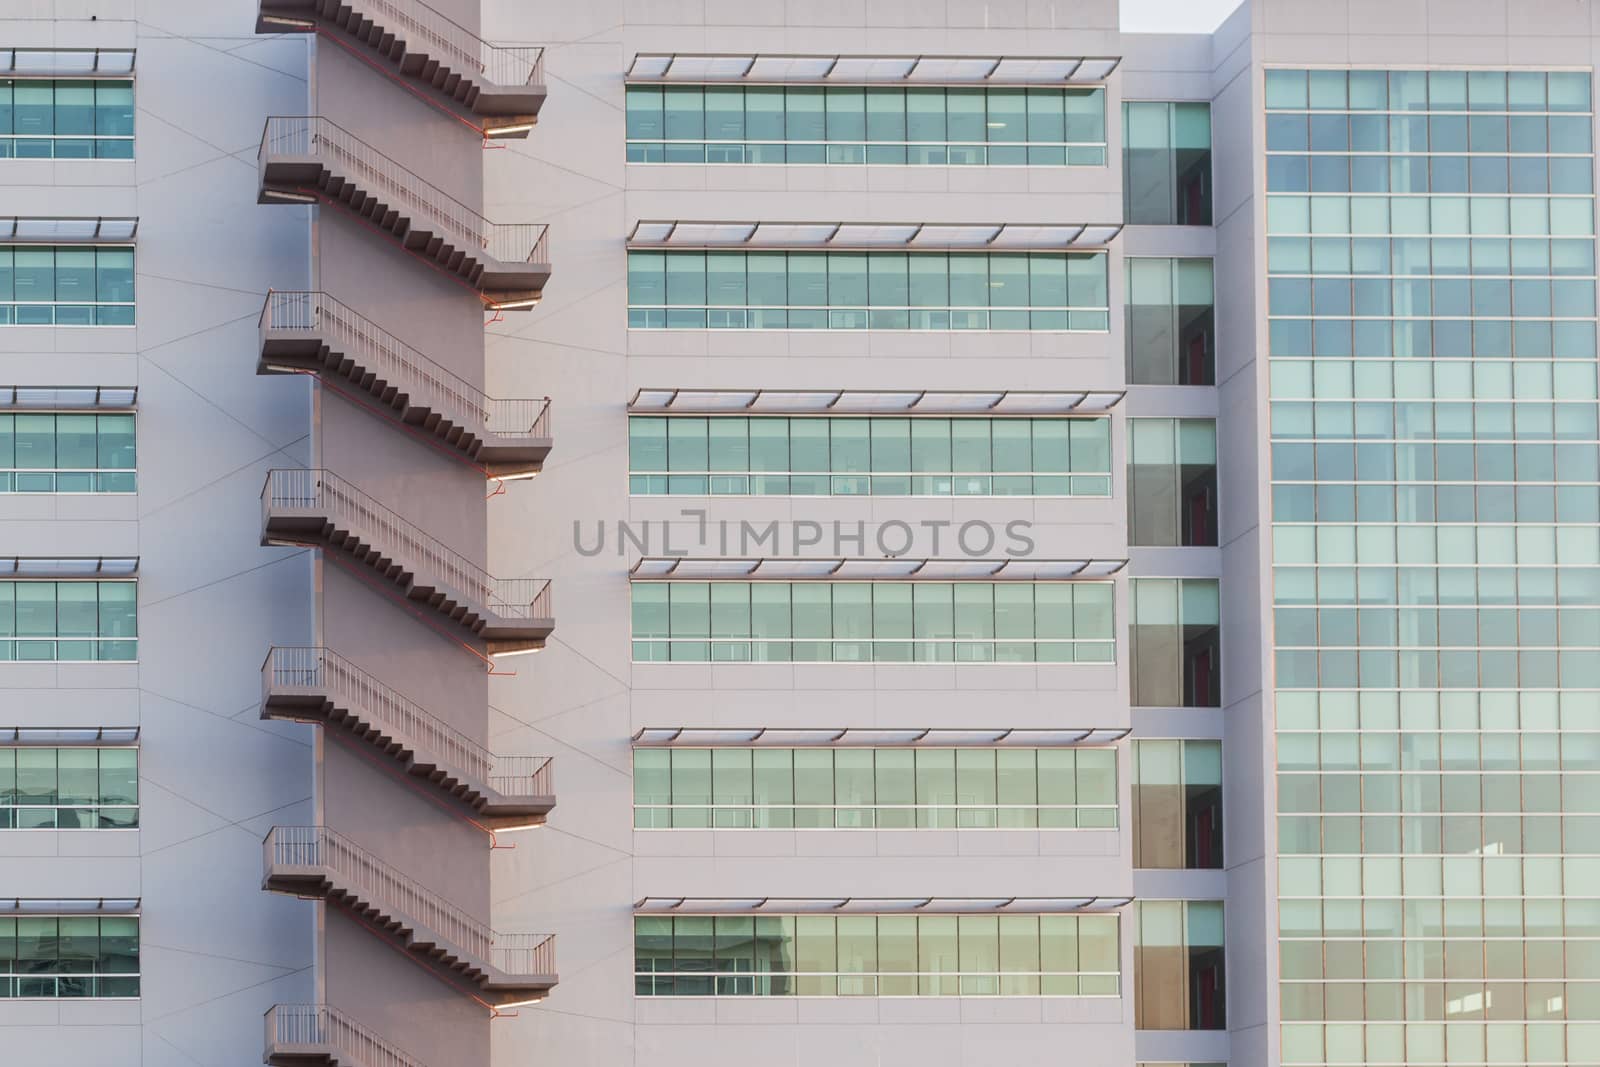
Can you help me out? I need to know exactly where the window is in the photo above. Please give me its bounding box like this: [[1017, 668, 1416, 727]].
[[626, 85, 1106, 166], [1127, 258, 1215, 384], [634, 746, 1117, 829], [0, 581, 137, 660], [0, 413, 134, 492], [1131, 579, 1220, 707], [1124, 102, 1213, 225], [628, 415, 1111, 497], [1128, 418, 1218, 546], [1132, 740, 1222, 869], [631, 581, 1115, 663], [0, 246, 135, 325], [635, 912, 1119, 997], [1134, 900, 1226, 1030], [0, 747, 136, 828], [0, 915, 139, 997], [626, 250, 1110, 331], [0, 79, 133, 158]]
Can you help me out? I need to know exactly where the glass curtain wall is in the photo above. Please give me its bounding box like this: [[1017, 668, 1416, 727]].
[[626, 250, 1110, 331], [635, 912, 1121, 997], [1126, 258, 1217, 384], [0, 80, 134, 157], [628, 415, 1112, 497], [634, 746, 1118, 829], [0, 747, 137, 828], [631, 581, 1116, 663], [1267, 68, 1599, 1067], [1124, 102, 1213, 225], [626, 85, 1107, 165]]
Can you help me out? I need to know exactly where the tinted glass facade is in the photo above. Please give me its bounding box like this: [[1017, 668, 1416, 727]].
[[626, 250, 1111, 331], [1268, 68, 1598, 1066], [0, 413, 135, 493], [0, 79, 134, 158], [631, 581, 1116, 662], [0, 916, 139, 997], [635, 912, 1121, 997], [0, 580, 137, 660], [0, 246, 135, 325], [627, 415, 1112, 497], [625, 85, 1107, 166], [633, 746, 1117, 829], [0, 747, 137, 828]]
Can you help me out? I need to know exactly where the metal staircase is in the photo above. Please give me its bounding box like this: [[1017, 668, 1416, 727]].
[[262, 646, 554, 826], [259, 291, 552, 477], [255, 0, 546, 136], [265, 1003, 428, 1067], [260, 468, 554, 655], [258, 117, 550, 308], [263, 827, 557, 1007]]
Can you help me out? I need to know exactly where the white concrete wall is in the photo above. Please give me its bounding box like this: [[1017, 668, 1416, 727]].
[[482, 2, 1140, 1065], [0, 3, 315, 1065]]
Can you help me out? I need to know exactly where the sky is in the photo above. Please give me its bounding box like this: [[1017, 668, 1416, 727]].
[[1120, 0, 1245, 33]]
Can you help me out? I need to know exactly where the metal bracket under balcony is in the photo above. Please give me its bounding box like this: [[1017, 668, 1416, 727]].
[[263, 827, 557, 1007], [260, 468, 554, 655], [259, 291, 552, 478], [258, 117, 550, 309], [262, 646, 554, 827], [255, 0, 545, 136]]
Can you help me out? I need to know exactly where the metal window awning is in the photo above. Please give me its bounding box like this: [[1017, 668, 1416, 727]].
[[626, 54, 1120, 85], [0, 898, 141, 914], [0, 558, 138, 577], [633, 727, 1130, 747], [0, 49, 136, 76], [0, 727, 139, 746], [629, 557, 1127, 581], [0, 218, 138, 242], [628, 220, 1120, 250], [629, 388, 1124, 415], [636, 896, 1133, 914], [0, 387, 137, 410]]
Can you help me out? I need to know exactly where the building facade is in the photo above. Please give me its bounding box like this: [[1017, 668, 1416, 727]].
[[5, 1, 1600, 1067]]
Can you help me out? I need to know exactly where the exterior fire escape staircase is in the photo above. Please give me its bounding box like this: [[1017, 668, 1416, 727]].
[[259, 291, 552, 478], [255, 0, 546, 136], [258, 117, 550, 309], [260, 468, 554, 655], [261, 646, 554, 827], [263, 826, 557, 1007]]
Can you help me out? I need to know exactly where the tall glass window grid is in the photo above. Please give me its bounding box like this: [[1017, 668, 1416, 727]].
[[624, 84, 1107, 166], [626, 250, 1111, 331], [1134, 899, 1227, 1030], [630, 580, 1115, 663], [1124, 101, 1213, 225], [1266, 68, 1600, 1067], [0, 246, 135, 325], [1128, 418, 1219, 547], [1130, 578, 1221, 707], [1132, 739, 1224, 869], [0, 413, 134, 493], [0, 747, 136, 828], [0, 581, 136, 661], [0, 79, 133, 158], [633, 746, 1117, 829], [1127, 257, 1217, 385], [627, 414, 1112, 497], [635, 912, 1120, 997], [0, 915, 138, 997]]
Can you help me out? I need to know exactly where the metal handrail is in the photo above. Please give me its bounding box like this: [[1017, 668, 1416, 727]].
[[263, 826, 555, 976], [346, 0, 544, 88], [260, 291, 551, 438], [266, 1003, 428, 1067], [262, 646, 553, 797], [260, 468, 552, 621], [258, 116, 549, 265]]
